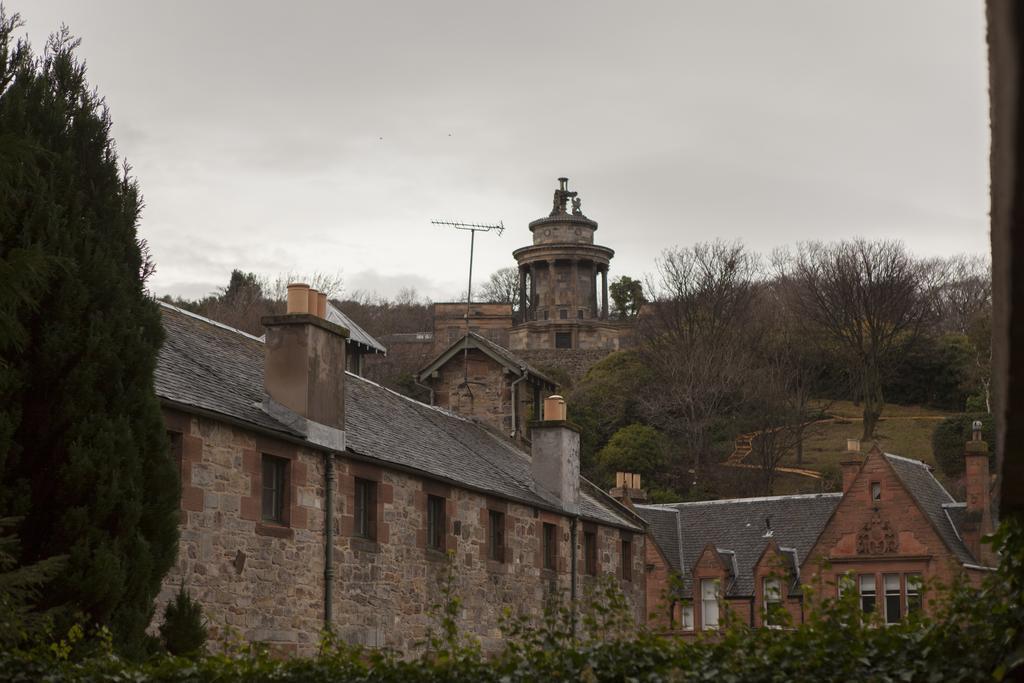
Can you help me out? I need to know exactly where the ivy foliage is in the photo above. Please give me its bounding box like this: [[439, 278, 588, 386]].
[[1, 519, 1021, 682]]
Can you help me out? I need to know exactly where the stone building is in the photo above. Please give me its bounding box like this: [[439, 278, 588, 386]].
[[153, 286, 646, 655], [417, 332, 558, 440], [634, 442, 995, 634], [509, 178, 633, 353]]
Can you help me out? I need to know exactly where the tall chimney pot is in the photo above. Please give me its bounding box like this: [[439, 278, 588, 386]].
[[307, 288, 320, 318], [286, 283, 310, 314], [543, 395, 567, 421], [316, 291, 328, 319]]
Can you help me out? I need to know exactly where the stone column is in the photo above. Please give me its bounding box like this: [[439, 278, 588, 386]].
[[591, 262, 598, 318], [518, 266, 527, 322], [529, 263, 537, 321], [601, 267, 609, 320], [571, 258, 579, 315]]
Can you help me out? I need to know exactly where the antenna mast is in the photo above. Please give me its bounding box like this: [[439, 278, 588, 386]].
[[431, 218, 505, 387]]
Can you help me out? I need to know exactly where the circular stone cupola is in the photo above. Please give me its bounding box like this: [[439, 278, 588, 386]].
[[510, 178, 617, 350]]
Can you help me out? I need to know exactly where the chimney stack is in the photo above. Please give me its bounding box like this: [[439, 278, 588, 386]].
[[961, 421, 994, 564], [530, 395, 580, 513], [839, 439, 862, 494], [262, 282, 349, 449], [610, 471, 647, 508]]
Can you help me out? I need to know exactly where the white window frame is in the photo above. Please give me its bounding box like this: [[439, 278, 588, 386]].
[[700, 578, 720, 630], [763, 577, 783, 628], [905, 573, 923, 614], [859, 574, 877, 615], [883, 574, 901, 624], [680, 604, 694, 631]]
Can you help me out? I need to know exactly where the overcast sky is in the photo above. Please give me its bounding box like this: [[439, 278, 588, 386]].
[[21, 1, 989, 302]]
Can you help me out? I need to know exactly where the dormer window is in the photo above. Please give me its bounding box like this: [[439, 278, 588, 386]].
[[871, 482, 882, 501], [701, 578, 720, 630]]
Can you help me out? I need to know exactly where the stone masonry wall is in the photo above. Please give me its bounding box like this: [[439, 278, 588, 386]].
[[157, 409, 327, 655], [157, 408, 645, 657]]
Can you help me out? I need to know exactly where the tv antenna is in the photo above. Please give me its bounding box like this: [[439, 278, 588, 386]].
[[431, 219, 505, 389]]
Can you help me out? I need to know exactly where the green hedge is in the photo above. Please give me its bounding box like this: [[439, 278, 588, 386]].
[[2, 521, 1022, 683]]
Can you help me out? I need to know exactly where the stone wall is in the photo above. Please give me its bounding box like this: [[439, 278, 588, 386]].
[[158, 409, 327, 655], [429, 348, 537, 437], [156, 407, 646, 657], [516, 348, 615, 385]]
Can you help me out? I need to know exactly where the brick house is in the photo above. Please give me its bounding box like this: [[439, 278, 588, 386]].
[[636, 444, 995, 634], [152, 287, 645, 655], [417, 332, 558, 440]]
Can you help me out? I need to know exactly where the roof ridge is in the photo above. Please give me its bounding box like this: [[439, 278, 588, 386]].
[[884, 452, 931, 468], [637, 492, 843, 508], [158, 301, 265, 342]]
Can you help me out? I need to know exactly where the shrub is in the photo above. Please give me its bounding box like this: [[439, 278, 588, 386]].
[[0, 519, 1020, 682], [158, 583, 206, 658]]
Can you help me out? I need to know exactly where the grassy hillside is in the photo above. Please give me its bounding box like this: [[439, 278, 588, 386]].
[[765, 400, 961, 495]]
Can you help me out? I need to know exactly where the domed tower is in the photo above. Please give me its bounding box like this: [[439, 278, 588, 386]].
[[509, 178, 621, 351]]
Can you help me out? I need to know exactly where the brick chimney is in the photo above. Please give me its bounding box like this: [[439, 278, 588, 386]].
[[839, 439, 862, 494], [961, 420, 994, 564], [261, 282, 349, 450], [609, 472, 647, 508], [530, 395, 580, 514]]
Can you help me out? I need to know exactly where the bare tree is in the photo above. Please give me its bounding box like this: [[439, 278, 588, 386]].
[[779, 239, 935, 441], [477, 267, 520, 313], [930, 254, 992, 336], [639, 241, 762, 486]]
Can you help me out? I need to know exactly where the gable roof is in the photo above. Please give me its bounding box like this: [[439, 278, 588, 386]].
[[883, 453, 976, 565], [155, 302, 639, 532], [325, 302, 387, 355], [417, 332, 557, 387], [636, 493, 842, 597]]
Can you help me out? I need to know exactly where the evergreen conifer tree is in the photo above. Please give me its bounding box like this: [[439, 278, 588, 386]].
[[0, 10, 179, 656]]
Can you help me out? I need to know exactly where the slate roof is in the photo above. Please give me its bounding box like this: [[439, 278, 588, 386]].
[[884, 453, 976, 565], [325, 302, 387, 356], [418, 332, 558, 387], [155, 303, 640, 532], [636, 493, 842, 597]]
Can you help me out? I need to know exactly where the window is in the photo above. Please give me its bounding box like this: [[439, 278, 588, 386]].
[[488, 510, 505, 562], [577, 309, 584, 319], [261, 455, 287, 523], [542, 523, 557, 570], [906, 573, 922, 614], [680, 604, 694, 631], [701, 579, 719, 630], [555, 332, 572, 349], [884, 574, 901, 623], [621, 539, 632, 581], [764, 577, 783, 627], [354, 478, 377, 540], [427, 495, 445, 551], [543, 310, 549, 320], [871, 482, 881, 500], [838, 574, 855, 598], [559, 308, 568, 320], [859, 574, 876, 614], [584, 530, 598, 575]]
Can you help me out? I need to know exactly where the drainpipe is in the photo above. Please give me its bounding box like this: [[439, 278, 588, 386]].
[[508, 368, 529, 438], [323, 453, 335, 630], [570, 516, 579, 639]]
